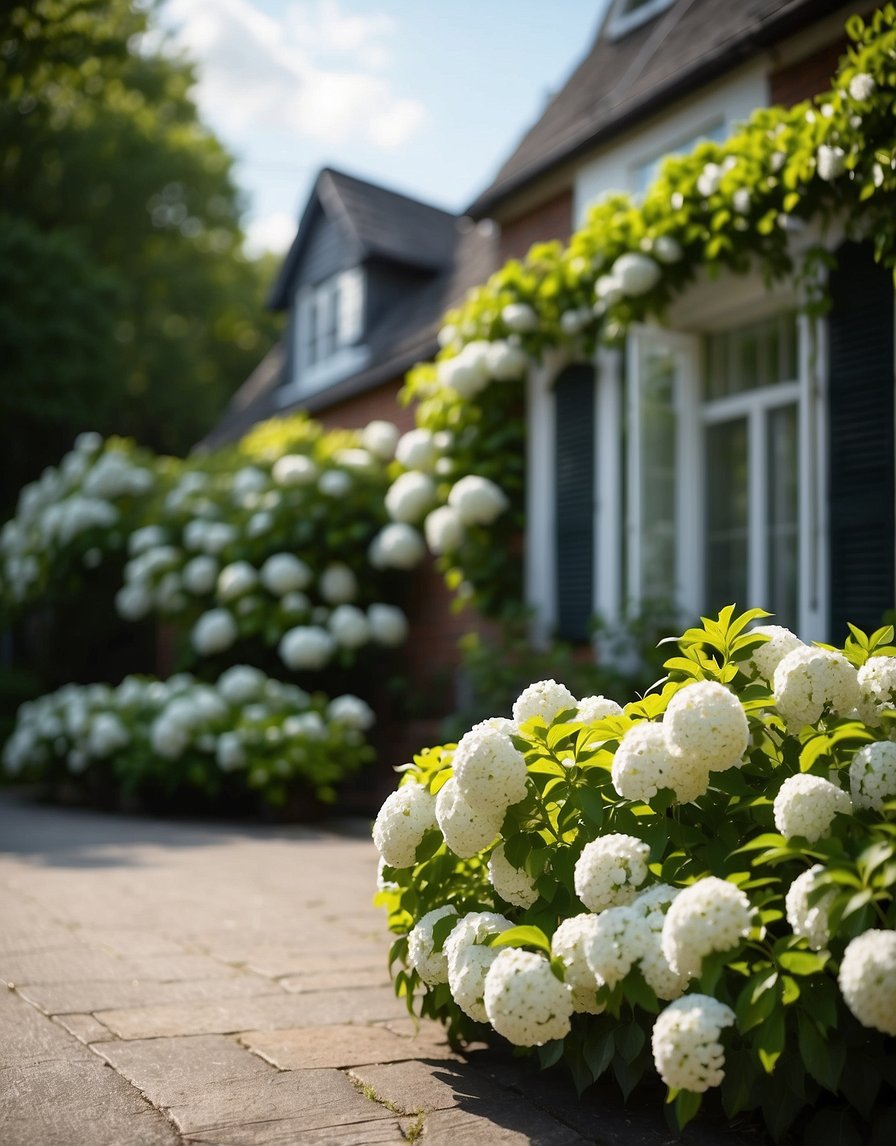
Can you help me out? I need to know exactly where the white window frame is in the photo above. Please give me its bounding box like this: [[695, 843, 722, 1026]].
[[281, 268, 369, 403]]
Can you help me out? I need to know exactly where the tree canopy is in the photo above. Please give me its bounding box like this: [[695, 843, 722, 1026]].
[[0, 0, 281, 509]]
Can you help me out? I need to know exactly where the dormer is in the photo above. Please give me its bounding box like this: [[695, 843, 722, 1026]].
[[268, 169, 458, 405]]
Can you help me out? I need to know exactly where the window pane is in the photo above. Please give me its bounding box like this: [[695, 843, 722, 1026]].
[[639, 347, 677, 599], [705, 417, 748, 612], [766, 404, 799, 628], [705, 313, 798, 400]]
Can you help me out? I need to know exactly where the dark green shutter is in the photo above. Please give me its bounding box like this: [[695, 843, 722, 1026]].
[[828, 241, 895, 640], [554, 364, 596, 640]]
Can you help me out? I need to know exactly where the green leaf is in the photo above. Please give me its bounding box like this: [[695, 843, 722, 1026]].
[[736, 969, 778, 1032], [615, 1021, 646, 1064], [673, 1089, 702, 1132], [582, 1026, 615, 1082], [576, 785, 604, 827], [776, 949, 828, 976], [756, 1007, 785, 1073], [489, 925, 552, 955], [537, 1039, 565, 1070], [798, 1011, 844, 1091], [431, 912, 458, 954]]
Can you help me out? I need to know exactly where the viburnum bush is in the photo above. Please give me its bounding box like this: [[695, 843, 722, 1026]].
[[374, 608, 896, 1141], [3, 665, 374, 808]]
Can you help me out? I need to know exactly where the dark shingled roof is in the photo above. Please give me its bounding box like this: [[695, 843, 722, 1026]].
[[269, 168, 459, 309], [469, 0, 851, 218], [199, 217, 497, 450]]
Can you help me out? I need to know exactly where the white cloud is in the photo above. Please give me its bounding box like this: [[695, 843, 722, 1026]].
[[163, 0, 426, 147], [245, 210, 297, 255]]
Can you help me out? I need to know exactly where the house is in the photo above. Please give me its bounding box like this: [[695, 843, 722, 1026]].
[[465, 0, 890, 649], [203, 167, 496, 444]]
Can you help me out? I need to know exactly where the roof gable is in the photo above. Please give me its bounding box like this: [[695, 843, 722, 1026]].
[[269, 168, 459, 309]]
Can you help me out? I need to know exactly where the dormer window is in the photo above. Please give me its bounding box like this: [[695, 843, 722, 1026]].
[[606, 0, 676, 41], [286, 267, 368, 397]]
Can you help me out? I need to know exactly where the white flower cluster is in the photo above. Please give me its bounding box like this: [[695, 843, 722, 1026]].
[[3, 669, 372, 797], [483, 947, 573, 1046], [850, 740, 896, 811], [407, 905, 458, 985], [746, 625, 805, 681], [444, 911, 513, 1021], [576, 695, 623, 723], [435, 777, 503, 858], [453, 719, 528, 809], [857, 657, 896, 726], [372, 782, 438, 869], [1, 437, 156, 607], [584, 904, 645, 987], [773, 773, 852, 842], [661, 877, 753, 980], [773, 647, 860, 729], [488, 843, 539, 908], [574, 834, 650, 912], [512, 679, 577, 726], [651, 995, 736, 1093], [612, 682, 748, 804], [785, 865, 834, 950], [551, 914, 605, 1013], [838, 929, 896, 1036]]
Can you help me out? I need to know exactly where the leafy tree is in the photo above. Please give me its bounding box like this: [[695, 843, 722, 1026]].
[[0, 0, 281, 510]]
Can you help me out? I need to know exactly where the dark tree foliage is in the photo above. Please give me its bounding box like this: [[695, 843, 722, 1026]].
[[0, 0, 282, 510]]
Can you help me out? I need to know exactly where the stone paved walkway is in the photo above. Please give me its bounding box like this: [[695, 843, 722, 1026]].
[[0, 791, 766, 1145]]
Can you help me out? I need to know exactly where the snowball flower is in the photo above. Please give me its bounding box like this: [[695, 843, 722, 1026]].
[[444, 910, 513, 1022], [319, 563, 357, 604], [439, 341, 493, 399], [612, 721, 685, 802], [115, 584, 151, 621], [633, 885, 689, 1000], [576, 695, 623, 723], [773, 646, 860, 729], [732, 188, 751, 214], [817, 143, 846, 181], [488, 842, 539, 908], [486, 340, 529, 380], [182, 555, 219, 595], [395, 428, 439, 472], [612, 252, 661, 297], [773, 773, 852, 842], [850, 740, 896, 811], [278, 626, 336, 671], [367, 604, 408, 647], [453, 720, 528, 811], [559, 308, 592, 337], [361, 420, 399, 461], [857, 657, 896, 726], [574, 834, 650, 912], [328, 604, 371, 649], [447, 475, 508, 526], [501, 302, 538, 334], [372, 782, 438, 868], [216, 561, 258, 602], [785, 864, 834, 951], [746, 625, 804, 681], [848, 72, 875, 102], [651, 235, 683, 263], [424, 505, 464, 555], [664, 681, 749, 772], [551, 914, 605, 1013], [838, 929, 896, 1035], [385, 471, 437, 524], [217, 665, 266, 705], [216, 731, 246, 772], [318, 469, 352, 497], [260, 553, 312, 596], [652, 995, 736, 1093], [661, 877, 753, 979], [272, 454, 317, 486], [369, 523, 426, 570], [435, 777, 503, 858], [484, 948, 573, 1046], [87, 713, 129, 758], [512, 679, 577, 726], [697, 162, 723, 197], [128, 525, 167, 556], [407, 905, 458, 985], [327, 694, 375, 731], [192, 609, 238, 656], [584, 904, 648, 987]]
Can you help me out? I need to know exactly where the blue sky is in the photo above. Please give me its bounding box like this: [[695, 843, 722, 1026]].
[[160, 1, 609, 253]]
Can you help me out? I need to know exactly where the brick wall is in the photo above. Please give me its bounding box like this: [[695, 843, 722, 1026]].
[[498, 187, 573, 264], [311, 378, 417, 434], [770, 36, 847, 106]]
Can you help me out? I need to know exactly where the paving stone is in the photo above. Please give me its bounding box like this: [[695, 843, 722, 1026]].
[[349, 1059, 466, 1112], [19, 973, 284, 1016], [164, 1066, 399, 1141], [0, 946, 131, 986], [97, 983, 406, 1039], [53, 1012, 116, 1045], [0, 1058, 180, 1146], [279, 965, 388, 992], [422, 1103, 587, 1145], [0, 985, 93, 1069], [186, 1114, 405, 1145], [240, 1023, 462, 1070], [79, 928, 191, 957], [95, 1034, 273, 1107]]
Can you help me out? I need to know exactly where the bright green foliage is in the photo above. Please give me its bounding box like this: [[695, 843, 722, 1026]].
[[0, 0, 280, 508], [398, 7, 896, 618], [376, 608, 896, 1140]]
